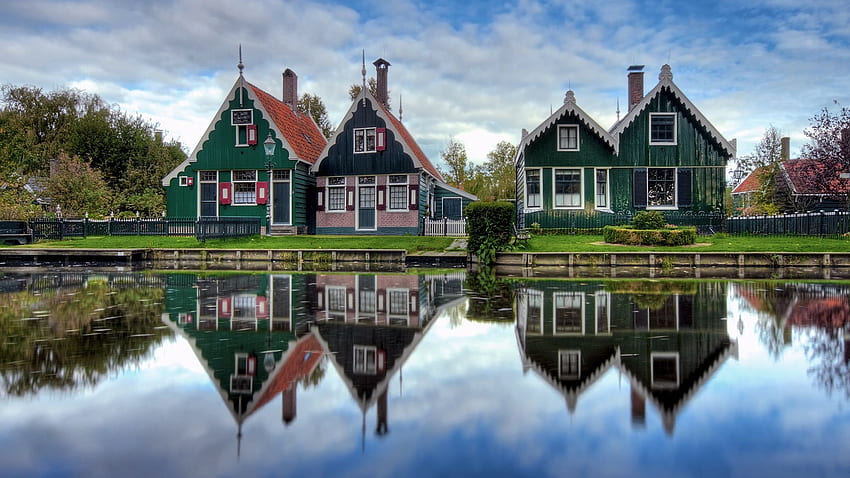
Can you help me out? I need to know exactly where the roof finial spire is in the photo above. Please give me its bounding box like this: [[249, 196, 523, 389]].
[[361, 49, 367, 90], [237, 44, 244, 76], [616, 97, 620, 121], [399, 94, 403, 121]]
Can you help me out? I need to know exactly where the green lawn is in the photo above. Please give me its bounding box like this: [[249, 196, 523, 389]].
[[18, 235, 457, 253], [10, 232, 850, 253]]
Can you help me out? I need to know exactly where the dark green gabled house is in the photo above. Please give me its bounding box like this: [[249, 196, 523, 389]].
[[516, 64, 736, 229], [162, 68, 326, 234]]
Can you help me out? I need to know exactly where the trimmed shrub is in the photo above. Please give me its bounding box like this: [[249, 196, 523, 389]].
[[466, 201, 515, 265], [603, 225, 697, 246], [631, 210, 666, 230]]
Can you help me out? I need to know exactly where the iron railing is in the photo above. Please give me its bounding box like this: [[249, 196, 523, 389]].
[[28, 217, 261, 241], [726, 210, 850, 238]]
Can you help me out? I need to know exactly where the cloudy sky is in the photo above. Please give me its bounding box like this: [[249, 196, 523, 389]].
[[3, 0, 849, 167]]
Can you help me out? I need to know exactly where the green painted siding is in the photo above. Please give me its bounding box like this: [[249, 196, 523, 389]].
[[524, 112, 617, 168]]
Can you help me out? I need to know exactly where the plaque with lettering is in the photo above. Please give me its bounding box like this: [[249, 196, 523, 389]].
[[231, 109, 253, 125]]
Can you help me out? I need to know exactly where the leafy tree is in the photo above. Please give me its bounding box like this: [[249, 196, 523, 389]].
[[297, 92, 333, 138], [437, 138, 474, 190], [348, 77, 391, 110], [738, 126, 784, 215], [44, 153, 112, 217], [0, 170, 41, 219], [479, 141, 517, 201], [801, 105, 850, 201]]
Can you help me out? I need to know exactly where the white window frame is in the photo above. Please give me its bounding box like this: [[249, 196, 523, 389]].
[[594, 168, 610, 211], [325, 285, 347, 321], [649, 295, 680, 330], [650, 352, 680, 389], [388, 175, 408, 211], [646, 167, 677, 210], [387, 288, 410, 326], [553, 291, 585, 335], [270, 275, 292, 332], [231, 170, 257, 205], [557, 124, 579, 151], [524, 168, 542, 210], [232, 109, 254, 148], [327, 177, 346, 212], [523, 289, 544, 335], [649, 113, 677, 145], [353, 344, 378, 375], [558, 350, 581, 380], [354, 127, 377, 153], [595, 291, 611, 335], [553, 168, 583, 209]]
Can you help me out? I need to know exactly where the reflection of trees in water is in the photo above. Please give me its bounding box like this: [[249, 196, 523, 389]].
[[0, 281, 172, 396], [801, 327, 850, 400], [464, 267, 515, 323]]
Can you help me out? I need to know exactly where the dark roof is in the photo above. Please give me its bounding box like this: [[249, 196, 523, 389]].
[[733, 159, 850, 196]]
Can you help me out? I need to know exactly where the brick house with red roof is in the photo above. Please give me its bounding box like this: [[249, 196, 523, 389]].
[[311, 58, 476, 235], [163, 65, 327, 234]]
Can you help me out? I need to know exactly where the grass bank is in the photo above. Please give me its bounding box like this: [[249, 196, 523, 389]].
[[522, 233, 850, 253]]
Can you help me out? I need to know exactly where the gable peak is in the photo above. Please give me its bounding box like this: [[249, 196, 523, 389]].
[[564, 90, 576, 105], [659, 64, 673, 82]]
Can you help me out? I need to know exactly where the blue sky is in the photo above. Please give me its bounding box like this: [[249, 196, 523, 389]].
[[2, 0, 849, 167]]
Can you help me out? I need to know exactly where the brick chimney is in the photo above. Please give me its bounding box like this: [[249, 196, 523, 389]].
[[781, 136, 790, 160], [373, 58, 391, 108], [282, 68, 298, 107], [627, 65, 645, 111]]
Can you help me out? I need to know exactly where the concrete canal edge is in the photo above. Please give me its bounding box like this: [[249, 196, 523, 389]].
[[2, 248, 850, 277]]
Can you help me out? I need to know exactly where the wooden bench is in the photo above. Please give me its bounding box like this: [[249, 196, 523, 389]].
[[0, 221, 34, 245], [513, 224, 531, 246]]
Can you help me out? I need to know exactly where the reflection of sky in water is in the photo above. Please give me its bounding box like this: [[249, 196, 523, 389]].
[[2, 284, 850, 477]]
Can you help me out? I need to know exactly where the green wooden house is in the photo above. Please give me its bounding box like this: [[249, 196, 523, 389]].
[[515, 64, 736, 229], [311, 58, 476, 235], [162, 67, 326, 234]]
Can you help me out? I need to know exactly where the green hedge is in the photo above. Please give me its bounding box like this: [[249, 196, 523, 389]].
[[603, 225, 697, 246], [466, 201, 514, 265]]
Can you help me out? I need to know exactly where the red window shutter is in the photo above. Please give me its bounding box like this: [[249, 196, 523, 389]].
[[247, 125, 258, 145], [409, 184, 418, 210], [376, 128, 386, 151], [316, 187, 325, 211], [220, 182, 232, 205], [255, 296, 268, 318], [377, 184, 386, 210], [346, 186, 355, 211], [256, 181, 269, 204], [218, 297, 231, 318]]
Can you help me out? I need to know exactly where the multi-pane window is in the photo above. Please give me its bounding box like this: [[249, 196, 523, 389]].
[[388, 175, 408, 210], [200, 171, 217, 182], [554, 168, 581, 208], [388, 289, 409, 316], [559, 350, 581, 380], [557, 125, 579, 151], [650, 113, 676, 144], [651, 353, 679, 389], [354, 345, 377, 374], [525, 169, 541, 208], [647, 168, 676, 208], [232, 170, 256, 204], [354, 128, 377, 153], [554, 292, 584, 334], [595, 169, 609, 209], [327, 177, 346, 211], [525, 289, 543, 335], [326, 286, 346, 321]]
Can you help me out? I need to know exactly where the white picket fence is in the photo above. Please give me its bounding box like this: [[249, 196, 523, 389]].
[[423, 217, 467, 236]]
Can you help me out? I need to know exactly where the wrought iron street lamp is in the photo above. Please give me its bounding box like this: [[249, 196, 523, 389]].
[[263, 133, 276, 236]]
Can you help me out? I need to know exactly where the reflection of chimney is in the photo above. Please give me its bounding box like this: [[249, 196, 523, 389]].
[[376, 388, 389, 436], [781, 137, 790, 161], [283, 69, 298, 107], [282, 384, 297, 425], [373, 58, 391, 108], [627, 65, 645, 111], [631, 385, 646, 428]]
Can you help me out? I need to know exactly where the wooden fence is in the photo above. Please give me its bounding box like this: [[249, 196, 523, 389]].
[[727, 210, 850, 237]]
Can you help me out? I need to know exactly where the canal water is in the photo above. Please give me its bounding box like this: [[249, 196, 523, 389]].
[[0, 270, 848, 477]]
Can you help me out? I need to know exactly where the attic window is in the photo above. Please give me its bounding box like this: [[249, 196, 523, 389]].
[[557, 125, 579, 151], [650, 113, 676, 145], [354, 128, 377, 153]]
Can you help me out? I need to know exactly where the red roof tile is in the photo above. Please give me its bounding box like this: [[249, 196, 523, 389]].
[[782, 158, 850, 195], [247, 333, 323, 416], [249, 83, 326, 164], [731, 167, 766, 195]]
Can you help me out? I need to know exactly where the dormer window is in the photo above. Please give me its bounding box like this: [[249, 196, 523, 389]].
[[650, 113, 676, 145], [557, 125, 579, 151], [354, 128, 377, 153]]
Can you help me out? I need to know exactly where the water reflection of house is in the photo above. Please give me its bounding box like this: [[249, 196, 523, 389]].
[[516, 281, 737, 434], [309, 272, 466, 440], [161, 273, 320, 449]]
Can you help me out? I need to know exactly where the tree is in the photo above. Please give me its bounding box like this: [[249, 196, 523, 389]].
[[801, 105, 850, 200], [348, 77, 391, 111], [738, 126, 784, 215], [45, 153, 112, 217], [479, 141, 517, 201], [437, 138, 474, 190], [297, 92, 333, 138]]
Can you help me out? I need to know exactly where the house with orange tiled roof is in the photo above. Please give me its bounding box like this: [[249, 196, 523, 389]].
[[311, 57, 476, 235], [162, 62, 327, 234]]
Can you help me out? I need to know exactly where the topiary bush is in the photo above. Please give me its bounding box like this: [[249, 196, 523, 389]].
[[466, 201, 514, 265], [631, 210, 666, 230], [603, 225, 697, 246]]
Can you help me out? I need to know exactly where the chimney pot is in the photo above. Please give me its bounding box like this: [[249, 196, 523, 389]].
[[373, 58, 391, 108], [627, 65, 644, 111], [781, 136, 790, 161], [282, 69, 298, 107]]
